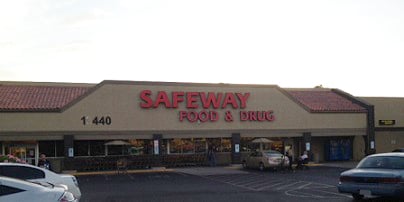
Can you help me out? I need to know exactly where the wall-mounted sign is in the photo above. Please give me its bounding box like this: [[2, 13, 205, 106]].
[[235, 144, 240, 153], [139, 90, 275, 123], [153, 140, 159, 155], [379, 120, 395, 126], [68, 148, 74, 157]]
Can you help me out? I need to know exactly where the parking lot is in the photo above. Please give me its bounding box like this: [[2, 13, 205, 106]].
[[77, 165, 369, 202]]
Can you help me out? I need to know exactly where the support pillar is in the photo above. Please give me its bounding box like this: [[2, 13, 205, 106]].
[[63, 135, 74, 170], [231, 133, 241, 164]]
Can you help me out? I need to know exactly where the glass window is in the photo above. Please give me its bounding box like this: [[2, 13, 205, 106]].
[[0, 165, 45, 180], [107, 145, 129, 156], [207, 138, 221, 152], [0, 185, 25, 196], [221, 138, 232, 152], [74, 141, 89, 156], [128, 139, 147, 155], [169, 139, 182, 154], [168, 139, 195, 154], [39, 141, 56, 157], [182, 139, 194, 154], [55, 141, 64, 157], [240, 137, 254, 152], [195, 138, 207, 153], [207, 138, 231, 152], [89, 141, 105, 156]]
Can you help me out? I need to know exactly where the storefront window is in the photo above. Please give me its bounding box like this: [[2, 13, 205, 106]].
[[55, 141, 64, 157], [89, 141, 105, 156], [194, 138, 207, 153], [128, 139, 145, 155], [240, 137, 254, 152], [39, 141, 56, 157], [207, 138, 221, 152], [74, 141, 89, 156], [182, 139, 194, 154], [168, 139, 196, 154], [207, 138, 231, 152], [169, 139, 182, 154], [107, 145, 129, 156], [221, 138, 232, 152]]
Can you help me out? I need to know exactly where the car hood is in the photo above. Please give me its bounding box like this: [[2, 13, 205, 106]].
[[341, 168, 403, 178]]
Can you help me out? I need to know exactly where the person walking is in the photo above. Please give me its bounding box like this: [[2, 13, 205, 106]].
[[207, 147, 216, 167]]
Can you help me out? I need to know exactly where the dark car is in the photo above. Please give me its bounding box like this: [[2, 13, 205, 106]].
[[392, 148, 404, 152], [338, 152, 404, 200]]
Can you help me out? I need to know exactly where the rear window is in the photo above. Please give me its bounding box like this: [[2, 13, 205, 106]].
[[0, 185, 25, 196], [0, 165, 45, 180], [357, 156, 404, 169]]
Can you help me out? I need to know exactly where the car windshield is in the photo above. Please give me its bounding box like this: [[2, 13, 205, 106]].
[[357, 156, 404, 169], [263, 151, 283, 157]]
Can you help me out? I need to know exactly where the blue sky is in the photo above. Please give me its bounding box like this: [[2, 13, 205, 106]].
[[0, 0, 403, 97]]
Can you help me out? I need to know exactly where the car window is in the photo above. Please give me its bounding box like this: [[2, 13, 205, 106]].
[[0, 166, 45, 180], [357, 156, 404, 169], [0, 185, 25, 196]]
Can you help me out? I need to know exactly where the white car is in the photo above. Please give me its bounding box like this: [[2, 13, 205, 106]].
[[0, 163, 81, 200], [0, 176, 76, 202]]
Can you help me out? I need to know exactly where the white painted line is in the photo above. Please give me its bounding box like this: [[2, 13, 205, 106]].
[[275, 181, 306, 190]]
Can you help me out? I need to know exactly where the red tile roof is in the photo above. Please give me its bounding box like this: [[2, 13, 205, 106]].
[[0, 85, 90, 112], [286, 90, 367, 113]]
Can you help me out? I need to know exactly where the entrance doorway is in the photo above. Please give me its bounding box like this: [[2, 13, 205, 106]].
[[4, 142, 38, 165]]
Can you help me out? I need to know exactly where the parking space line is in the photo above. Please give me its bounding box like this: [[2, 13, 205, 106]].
[[305, 188, 352, 198], [275, 181, 306, 190], [224, 175, 264, 185], [255, 181, 287, 191]]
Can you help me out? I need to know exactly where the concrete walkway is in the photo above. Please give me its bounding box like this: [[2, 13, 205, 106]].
[[71, 161, 358, 176]]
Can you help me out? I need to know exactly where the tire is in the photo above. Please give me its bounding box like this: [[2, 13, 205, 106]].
[[259, 162, 265, 171], [352, 193, 364, 201]]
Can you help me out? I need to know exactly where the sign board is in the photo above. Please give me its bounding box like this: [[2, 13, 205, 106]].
[[379, 120, 395, 126], [235, 144, 240, 153], [305, 142, 311, 151], [154, 140, 159, 155], [68, 148, 74, 157]]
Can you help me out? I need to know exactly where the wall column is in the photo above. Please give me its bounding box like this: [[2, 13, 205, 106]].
[[231, 133, 241, 164], [63, 135, 74, 171]]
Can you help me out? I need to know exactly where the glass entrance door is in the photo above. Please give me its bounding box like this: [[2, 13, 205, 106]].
[[7, 144, 37, 165]]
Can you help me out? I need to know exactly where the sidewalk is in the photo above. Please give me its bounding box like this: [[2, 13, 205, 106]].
[[308, 161, 358, 169], [69, 161, 358, 176]]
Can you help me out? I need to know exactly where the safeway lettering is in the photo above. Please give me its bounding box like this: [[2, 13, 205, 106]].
[[140, 90, 250, 109]]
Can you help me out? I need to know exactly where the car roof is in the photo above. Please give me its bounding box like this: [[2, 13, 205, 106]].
[[368, 152, 404, 157]]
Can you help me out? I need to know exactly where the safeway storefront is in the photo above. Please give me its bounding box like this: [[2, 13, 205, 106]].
[[0, 80, 402, 172]]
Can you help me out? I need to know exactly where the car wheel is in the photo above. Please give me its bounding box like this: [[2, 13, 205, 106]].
[[259, 163, 265, 171], [352, 193, 364, 201], [242, 161, 247, 169]]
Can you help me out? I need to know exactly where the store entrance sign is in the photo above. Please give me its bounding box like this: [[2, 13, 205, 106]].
[[140, 90, 250, 109], [139, 90, 275, 123]]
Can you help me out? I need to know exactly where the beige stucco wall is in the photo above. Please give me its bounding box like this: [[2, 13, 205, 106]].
[[0, 82, 367, 138], [361, 97, 404, 127], [375, 131, 404, 153]]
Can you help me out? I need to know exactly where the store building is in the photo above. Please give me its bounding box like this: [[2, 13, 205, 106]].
[[0, 80, 403, 172]]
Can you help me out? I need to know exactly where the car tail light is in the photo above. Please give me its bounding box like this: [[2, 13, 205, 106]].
[[378, 177, 401, 184], [59, 192, 75, 202], [71, 176, 79, 187], [339, 176, 353, 182]]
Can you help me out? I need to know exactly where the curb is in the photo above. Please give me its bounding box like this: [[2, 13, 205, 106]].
[[72, 168, 174, 176]]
